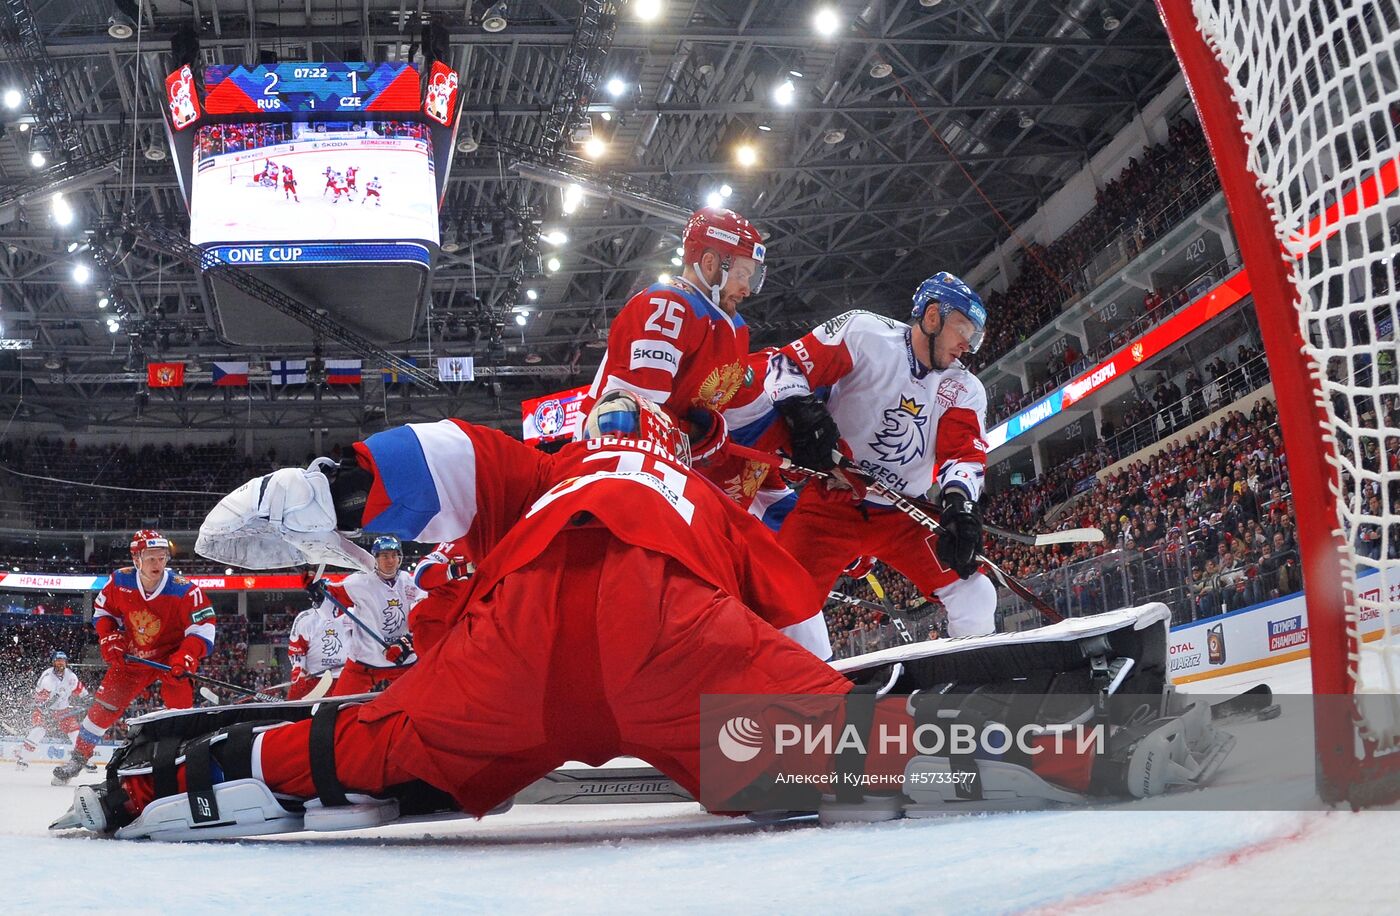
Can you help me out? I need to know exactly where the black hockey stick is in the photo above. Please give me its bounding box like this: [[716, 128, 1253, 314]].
[[124, 654, 280, 703], [727, 443, 1064, 624]]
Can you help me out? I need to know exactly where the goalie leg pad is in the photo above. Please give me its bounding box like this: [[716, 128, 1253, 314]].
[[114, 779, 305, 841]]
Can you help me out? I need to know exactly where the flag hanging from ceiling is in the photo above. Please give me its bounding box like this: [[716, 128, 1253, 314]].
[[382, 357, 419, 384], [325, 359, 362, 385], [270, 359, 308, 385], [211, 361, 249, 387], [437, 356, 474, 382], [146, 362, 185, 388]]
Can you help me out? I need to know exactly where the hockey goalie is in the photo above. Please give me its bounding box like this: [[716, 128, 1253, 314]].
[[52, 393, 1237, 839]]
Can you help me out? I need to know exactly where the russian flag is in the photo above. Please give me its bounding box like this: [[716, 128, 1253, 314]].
[[325, 359, 362, 385], [211, 361, 249, 387]]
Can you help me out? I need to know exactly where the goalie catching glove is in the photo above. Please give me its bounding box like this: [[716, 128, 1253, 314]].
[[195, 458, 376, 573]]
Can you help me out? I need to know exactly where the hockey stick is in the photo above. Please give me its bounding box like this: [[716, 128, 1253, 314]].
[[311, 583, 397, 652], [515, 765, 693, 805], [982, 523, 1105, 547], [123, 655, 281, 703], [862, 571, 914, 644], [725, 443, 1063, 624]]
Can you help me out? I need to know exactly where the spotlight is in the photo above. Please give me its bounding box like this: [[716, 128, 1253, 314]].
[[29, 150, 45, 168], [1018, 111, 1034, 129], [525, 288, 539, 301], [514, 313, 528, 327], [706, 190, 723, 209], [582, 136, 607, 159], [757, 124, 772, 132], [482, 2, 508, 32], [2, 88, 21, 109], [606, 77, 627, 97], [456, 133, 479, 154], [869, 62, 892, 79], [51, 194, 73, 226], [823, 129, 846, 145], [720, 184, 733, 198], [735, 143, 758, 168], [561, 183, 585, 215], [546, 256, 561, 272], [635, 0, 662, 21], [107, 13, 135, 40], [66, 241, 79, 253], [106, 319, 119, 333], [670, 256, 682, 266], [542, 230, 569, 245], [813, 7, 840, 36], [72, 263, 91, 284], [675, 246, 684, 256], [773, 79, 796, 106], [1103, 11, 1121, 31], [98, 297, 109, 309], [658, 272, 672, 284]]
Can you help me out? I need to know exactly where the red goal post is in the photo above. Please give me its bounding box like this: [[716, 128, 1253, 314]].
[[1158, 1, 1400, 806]]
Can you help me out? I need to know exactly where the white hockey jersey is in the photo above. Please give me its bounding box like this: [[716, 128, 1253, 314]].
[[325, 570, 425, 669], [288, 602, 353, 676], [770, 310, 988, 505], [34, 668, 86, 712]]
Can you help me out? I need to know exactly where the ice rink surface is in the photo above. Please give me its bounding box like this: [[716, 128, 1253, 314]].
[[5, 656, 1398, 914]]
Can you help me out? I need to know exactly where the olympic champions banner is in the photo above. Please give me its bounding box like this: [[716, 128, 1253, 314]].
[[521, 385, 590, 445]]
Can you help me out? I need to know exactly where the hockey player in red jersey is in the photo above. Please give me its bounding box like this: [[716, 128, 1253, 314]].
[[346, 165, 359, 191], [313, 536, 424, 697], [408, 540, 473, 655], [282, 165, 299, 202], [69, 392, 852, 835], [51, 530, 216, 785], [575, 207, 766, 448], [767, 273, 998, 651], [14, 651, 88, 770]]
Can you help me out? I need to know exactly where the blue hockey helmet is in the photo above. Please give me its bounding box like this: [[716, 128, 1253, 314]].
[[911, 272, 987, 353], [371, 535, 402, 554], [52, 651, 68, 662]]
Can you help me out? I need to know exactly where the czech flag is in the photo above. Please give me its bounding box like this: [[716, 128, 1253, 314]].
[[325, 359, 362, 385], [211, 361, 249, 387], [146, 362, 185, 388]]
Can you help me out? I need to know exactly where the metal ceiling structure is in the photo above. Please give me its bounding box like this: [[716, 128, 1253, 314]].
[[0, 0, 1180, 434]]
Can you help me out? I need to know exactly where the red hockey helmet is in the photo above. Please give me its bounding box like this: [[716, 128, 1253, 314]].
[[681, 207, 766, 297], [582, 390, 691, 467], [130, 528, 171, 558]]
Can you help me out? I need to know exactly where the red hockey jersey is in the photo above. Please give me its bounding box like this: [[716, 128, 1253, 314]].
[[92, 568, 216, 661], [352, 419, 821, 629], [577, 277, 750, 430]]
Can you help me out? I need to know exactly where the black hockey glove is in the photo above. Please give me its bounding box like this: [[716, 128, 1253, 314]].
[[305, 578, 332, 606], [385, 634, 415, 666], [935, 489, 983, 579], [776, 394, 841, 471], [318, 458, 375, 531]]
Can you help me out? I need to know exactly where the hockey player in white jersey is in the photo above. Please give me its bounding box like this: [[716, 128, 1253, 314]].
[[311, 535, 424, 696], [769, 272, 997, 650], [285, 598, 352, 700], [14, 652, 90, 770]]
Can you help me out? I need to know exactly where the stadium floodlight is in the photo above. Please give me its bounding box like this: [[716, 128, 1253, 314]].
[[511, 159, 692, 225], [720, 184, 733, 198], [51, 193, 74, 226], [582, 136, 607, 159], [30, 151, 45, 168], [813, 7, 841, 36], [773, 79, 796, 106], [546, 256, 561, 272], [1018, 111, 1034, 129], [705, 190, 723, 208], [658, 272, 672, 284], [735, 143, 758, 167], [3, 89, 21, 109], [606, 77, 627, 98], [542, 230, 569, 246], [671, 256, 682, 266], [482, 3, 508, 33], [561, 182, 586, 215], [72, 263, 91, 284], [98, 297, 109, 309], [525, 288, 539, 301], [635, 0, 663, 21], [1102, 10, 1121, 31]]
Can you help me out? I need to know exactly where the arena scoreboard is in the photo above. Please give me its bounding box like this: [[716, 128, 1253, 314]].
[[159, 60, 463, 346]]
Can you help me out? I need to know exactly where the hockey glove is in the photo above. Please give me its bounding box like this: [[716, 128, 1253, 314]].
[[685, 407, 729, 467], [776, 394, 841, 472], [305, 578, 333, 606], [98, 631, 128, 666], [384, 634, 415, 666], [935, 489, 983, 579], [166, 636, 206, 679], [319, 457, 376, 531]]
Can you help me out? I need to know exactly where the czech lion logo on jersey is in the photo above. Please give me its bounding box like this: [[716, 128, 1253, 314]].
[[382, 598, 406, 634], [869, 396, 928, 466], [320, 626, 343, 660]]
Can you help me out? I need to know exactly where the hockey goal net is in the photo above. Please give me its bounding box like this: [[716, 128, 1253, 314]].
[[1159, 1, 1400, 806]]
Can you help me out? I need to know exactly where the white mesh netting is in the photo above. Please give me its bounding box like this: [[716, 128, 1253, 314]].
[[1192, 0, 1399, 748]]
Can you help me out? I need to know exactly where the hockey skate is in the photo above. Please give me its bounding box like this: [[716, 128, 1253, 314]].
[[51, 751, 90, 786]]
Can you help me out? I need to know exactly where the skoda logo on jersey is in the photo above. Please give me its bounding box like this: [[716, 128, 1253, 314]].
[[869, 396, 929, 466]]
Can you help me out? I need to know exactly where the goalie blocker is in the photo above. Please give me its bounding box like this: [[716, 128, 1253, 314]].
[[52, 605, 1237, 838]]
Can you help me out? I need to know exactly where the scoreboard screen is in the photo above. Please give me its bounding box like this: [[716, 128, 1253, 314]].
[[189, 119, 439, 250], [202, 62, 423, 115]]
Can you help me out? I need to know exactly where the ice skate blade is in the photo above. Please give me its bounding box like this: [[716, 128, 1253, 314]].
[[303, 795, 401, 832]]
